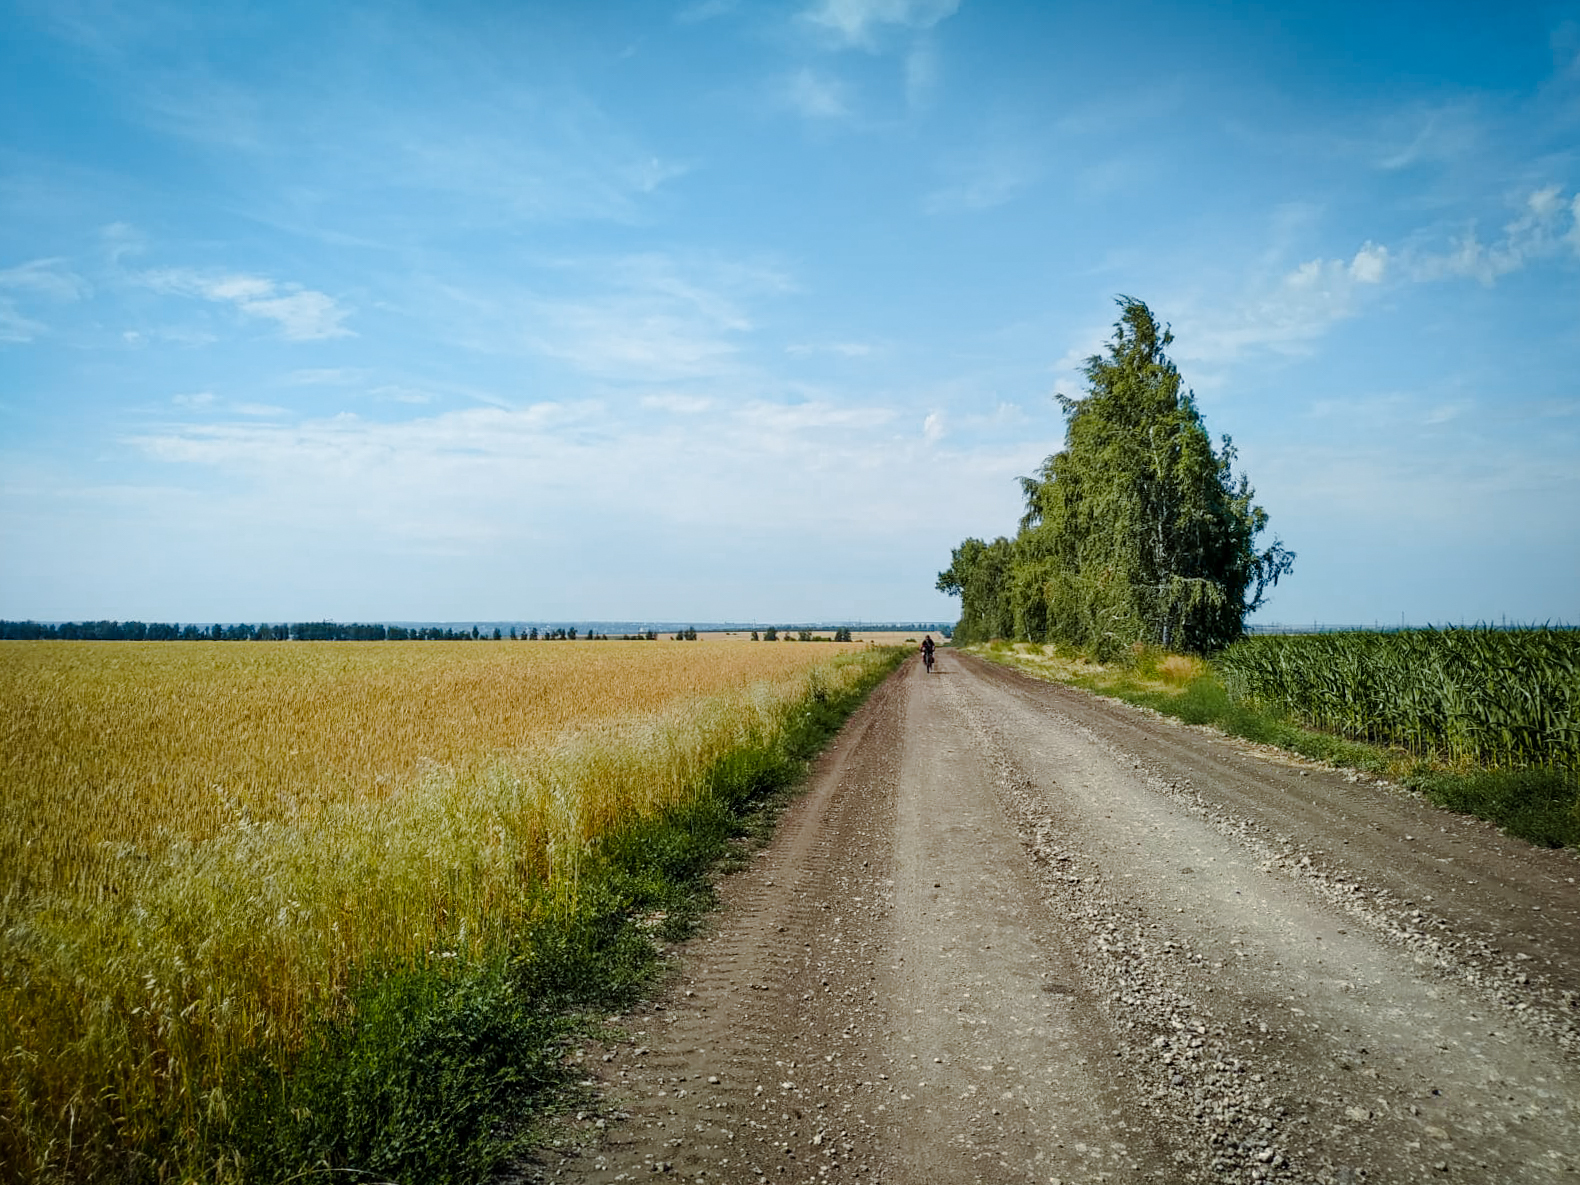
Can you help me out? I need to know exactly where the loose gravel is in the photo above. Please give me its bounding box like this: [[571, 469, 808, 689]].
[[512, 653, 1578, 1185]]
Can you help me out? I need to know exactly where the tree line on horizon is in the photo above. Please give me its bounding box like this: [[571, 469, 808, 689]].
[[938, 298, 1295, 657], [0, 620, 505, 642], [3, 621, 959, 643]]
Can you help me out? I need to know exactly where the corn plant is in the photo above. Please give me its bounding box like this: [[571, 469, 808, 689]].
[[1215, 628, 1580, 771]]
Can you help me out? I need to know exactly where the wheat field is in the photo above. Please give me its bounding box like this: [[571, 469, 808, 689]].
[[0, 639, 886, 1180]]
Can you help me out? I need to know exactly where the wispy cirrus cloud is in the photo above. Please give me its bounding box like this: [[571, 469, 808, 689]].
[[782, 68, 852, 120], [431, 251, 790, 383], [143, 268, 353, 340], [1372, 101, 1486, 171], [802, 0, 959, 50], [0, 257, 91, 343], [924, 143, 1041, 213], [169, 391, 287, 417], [286, 367, 369, 386], [115, 394, 1004, 557], [0, 258, 91, 301], [676, 0, 738, 24], [786, 340, 875, 357], [790, 0, 958, 121], [1175, 181, 1580, 368], [0, 304, 48, 344], [1171, 241, 1391, 365], [641, 393, 714, 414]]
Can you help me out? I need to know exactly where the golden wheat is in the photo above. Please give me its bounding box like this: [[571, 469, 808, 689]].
[[0, 639, 883, 1181]]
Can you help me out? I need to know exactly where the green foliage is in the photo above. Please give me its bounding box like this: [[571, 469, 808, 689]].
[[975, 640, 1578, 850], [939, 298, 1292, 653], [1405, 768, 1580, 849], [236, 959, 572, 1185], [218, 646, 907, 1184], [1216, 628, 1580, 771], [936, 536, 1016, 645]]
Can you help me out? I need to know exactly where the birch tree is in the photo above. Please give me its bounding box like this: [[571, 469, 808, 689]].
[[942, 297, 1294, 655]]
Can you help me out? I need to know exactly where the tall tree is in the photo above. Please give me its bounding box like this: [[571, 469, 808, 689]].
[[940, 297, 1293, 655], [935, 535, 1017, 645]]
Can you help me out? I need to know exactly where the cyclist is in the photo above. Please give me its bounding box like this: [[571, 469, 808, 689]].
[[921, 633, 935, 673]]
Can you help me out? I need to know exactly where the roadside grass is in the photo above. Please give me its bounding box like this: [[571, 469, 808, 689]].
[[234, 649, 904, 1182], [970, 640, 1580, 851], [1, 643, 905, 1184]]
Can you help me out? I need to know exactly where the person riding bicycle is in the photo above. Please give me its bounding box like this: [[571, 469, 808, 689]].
[[920, 634, 935, 672]]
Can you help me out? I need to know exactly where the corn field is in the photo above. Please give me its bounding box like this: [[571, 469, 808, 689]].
[[0, 640, 888, 1182], [1215, 628, 1580, 770]]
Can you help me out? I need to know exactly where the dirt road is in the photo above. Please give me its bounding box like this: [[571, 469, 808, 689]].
[[527, 652, 1580, 1184]]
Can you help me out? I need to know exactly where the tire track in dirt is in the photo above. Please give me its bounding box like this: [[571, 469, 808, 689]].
[[518, 653, 1579, 1184], [945, 653, 1579, 1183], [517, 667, 907, 1182], [966, 657, 1580, 1053]]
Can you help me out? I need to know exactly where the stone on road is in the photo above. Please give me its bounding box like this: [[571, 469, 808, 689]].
[[519, 651, 1580, 1184]]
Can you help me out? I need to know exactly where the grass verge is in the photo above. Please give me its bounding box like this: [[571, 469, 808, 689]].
[[222, 646, 907, 1184], [968, 641, 1580, 851]]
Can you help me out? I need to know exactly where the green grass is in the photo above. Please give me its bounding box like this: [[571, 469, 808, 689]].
[[219, 646, 907, 1184], [971, 640, 1580, 850]]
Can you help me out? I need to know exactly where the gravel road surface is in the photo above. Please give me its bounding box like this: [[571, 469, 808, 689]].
[[521, 652, 1579, 1184]]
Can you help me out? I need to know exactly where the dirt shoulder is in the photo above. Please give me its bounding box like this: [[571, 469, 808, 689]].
[[518, 652, 1579, 1184]]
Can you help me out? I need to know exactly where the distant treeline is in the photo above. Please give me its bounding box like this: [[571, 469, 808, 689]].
[[1, 620, 506, 642], [2, 620, 957, 643]]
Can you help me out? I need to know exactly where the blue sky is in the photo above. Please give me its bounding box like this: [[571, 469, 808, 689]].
[[2, 0, 1577, 626]]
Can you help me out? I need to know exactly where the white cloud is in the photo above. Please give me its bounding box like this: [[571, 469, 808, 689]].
[[1372, 103, 1483, 171], [1180, 185, 1578, 367], [675, 0, 737, 24], [630, 155, 690, 193], [1423, 400, 1471, 425], [492, 252, 788, 383], [101, 221, 148, 265], [1348, 241, 1389, 284], [1181, 241, 1391, 364], [0, 303, 48, 343], [786, 341, 875, 357], [287, 367, 369, 386], [145, 268, 353, 340], [528, 298, 743, 381], [169, 392, 285, 417], [243, 290, 351, 341], [924, 144, 1040, 213], [1406, 185, 1579, 284], [784, 69, 851, 120], [371, 385, 433, 405], [114, 395, 1015, 560], [904, 40, 939, 108], [642, 394, 713, 414], [803, 0, 959, 49], [0, 258, 90, 341], [353, 81, 688, 228], [0, 258, 91, 301], [735, 399, 895, 435]]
